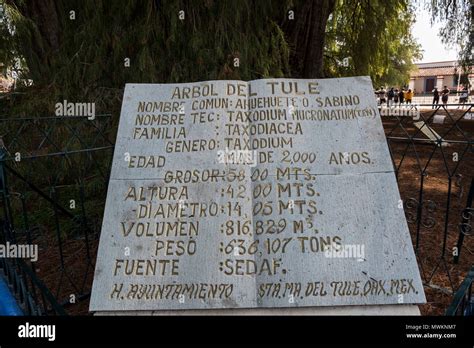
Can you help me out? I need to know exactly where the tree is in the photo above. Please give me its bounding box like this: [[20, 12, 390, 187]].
[[426, 0, 473, 86], [0, 1, 295, 113], [428, 0, 473, 65], [283, 0, 337, 77], [324, 0, 422, 87], [1, 0, 424, 114]]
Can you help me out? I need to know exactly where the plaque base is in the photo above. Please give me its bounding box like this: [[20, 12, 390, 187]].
[[93, 304, 420, 315]]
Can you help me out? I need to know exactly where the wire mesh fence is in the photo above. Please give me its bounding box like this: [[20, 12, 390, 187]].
[[0, 105, 472, 315], [0, 114, 115, 315]]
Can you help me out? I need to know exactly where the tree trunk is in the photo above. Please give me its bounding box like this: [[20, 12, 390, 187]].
[[284, 0, 336, 78], [7, 0, 62, 76]]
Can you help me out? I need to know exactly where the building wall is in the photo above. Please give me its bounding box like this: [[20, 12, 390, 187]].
[[443, 76, 454, 88], [413, 79, 424, 94], [409, 60, 473, 93], [410, 75, 464, 94]]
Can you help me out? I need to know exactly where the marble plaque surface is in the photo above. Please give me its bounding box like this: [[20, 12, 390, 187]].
[[90, 77, 426, 311]]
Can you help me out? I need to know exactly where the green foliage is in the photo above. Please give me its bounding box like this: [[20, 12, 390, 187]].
[[426, 0, 472, 84], [1, 0, 432, 114], [0, 2, 20, 77], [324, 0, 422, 87], [0, 0, 291, 115]]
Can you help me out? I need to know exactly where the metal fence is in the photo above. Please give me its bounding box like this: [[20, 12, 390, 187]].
[[0, 104, 473, 315], [0, 114, 114, 315], [383, 103, 474, 314], [446, 265, 474, 315]]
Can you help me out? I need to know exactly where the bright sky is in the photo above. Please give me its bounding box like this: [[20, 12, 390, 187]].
[[412, 7, 458, 63]]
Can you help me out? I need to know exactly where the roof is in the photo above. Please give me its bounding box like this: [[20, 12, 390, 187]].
[[415, 60, 456, 68], [411, 60, 473, 78], [411, 66, 456, 77]]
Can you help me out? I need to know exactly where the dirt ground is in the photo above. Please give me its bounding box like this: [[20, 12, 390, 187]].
[[26, 107, 474, 316], [383, 107, 474, 315]]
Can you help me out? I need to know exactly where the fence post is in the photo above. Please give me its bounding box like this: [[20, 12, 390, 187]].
[[454, 178, 474, 264], [0, 138, 14, 242]]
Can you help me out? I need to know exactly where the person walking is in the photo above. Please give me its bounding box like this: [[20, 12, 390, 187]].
[[379, 87, 386, 105], [405, 89, 413, 104], [432, 87, 440, 109], [441, 86, 450, 105], [388, 87, 395, 105], [458, 87, 468, 109], [375, 89, 381, 105], [398, 88, 405, 104], [394, 89, 399, 103]]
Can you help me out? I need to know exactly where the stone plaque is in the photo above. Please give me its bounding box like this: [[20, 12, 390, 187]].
[[90, 77, 426, 312]]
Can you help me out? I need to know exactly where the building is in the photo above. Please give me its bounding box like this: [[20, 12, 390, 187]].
[[409, 60, 474, 94]]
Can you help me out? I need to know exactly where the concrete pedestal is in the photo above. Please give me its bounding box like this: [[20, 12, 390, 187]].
[[94, 304, 420, 316]]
